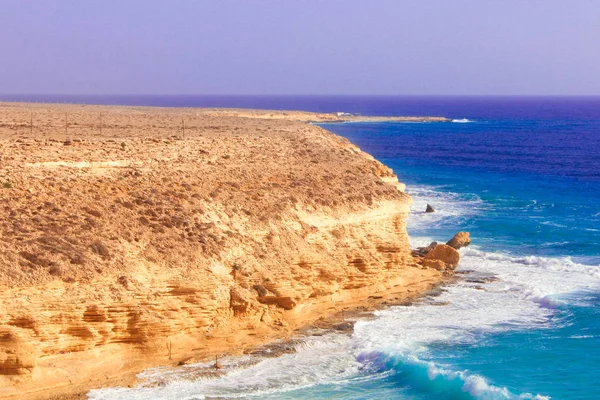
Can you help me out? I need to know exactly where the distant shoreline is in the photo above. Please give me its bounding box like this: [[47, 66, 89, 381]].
[[0, 101, 450, 124]]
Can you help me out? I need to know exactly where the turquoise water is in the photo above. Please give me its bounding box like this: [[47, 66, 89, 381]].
[[87, 97, 600, 400], [316, 113, 600, 399]]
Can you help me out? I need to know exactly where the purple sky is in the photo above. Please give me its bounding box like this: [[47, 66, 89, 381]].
[[1, 0, 599, 95]]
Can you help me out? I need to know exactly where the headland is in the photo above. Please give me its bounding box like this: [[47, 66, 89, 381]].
[[0, 102, 453, 399]]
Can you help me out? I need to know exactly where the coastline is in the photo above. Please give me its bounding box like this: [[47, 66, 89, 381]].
[[0, 101, 449, 124], [32, 278, 452, 400], [0, 102, 451, 399]]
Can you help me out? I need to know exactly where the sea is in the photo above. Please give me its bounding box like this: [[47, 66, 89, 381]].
[[5, 95, 599, 399]]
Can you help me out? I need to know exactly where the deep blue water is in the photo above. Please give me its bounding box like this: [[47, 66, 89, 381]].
[[316, 99, 600, 399], [50, 95, 599, 400], [324, 118, 600, 261]]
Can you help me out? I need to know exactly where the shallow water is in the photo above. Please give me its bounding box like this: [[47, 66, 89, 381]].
[[86, 96, 600, 399]]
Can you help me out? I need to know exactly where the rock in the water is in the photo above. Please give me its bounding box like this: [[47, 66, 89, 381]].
[[425, 204, 435, 213], [332, 321, 354, 332], [446, 232, 471, 250], [424, 244, 460, 268]]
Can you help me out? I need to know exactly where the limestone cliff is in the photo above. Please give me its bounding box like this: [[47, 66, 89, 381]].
[[0, 103, 441, 399]]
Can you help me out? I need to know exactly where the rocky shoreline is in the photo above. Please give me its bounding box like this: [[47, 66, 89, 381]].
[[0, 103, 453, 399], [57, 278, 456, 400]]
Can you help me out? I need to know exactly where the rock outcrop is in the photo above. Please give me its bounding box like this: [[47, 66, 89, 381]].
[[423, 244, 460, 270], [425, 204, 435, 213], [446, 231, 471, 249], [414, 232, 470, 271], [0, 327, 37, 376], [0, 103, 446, 399]]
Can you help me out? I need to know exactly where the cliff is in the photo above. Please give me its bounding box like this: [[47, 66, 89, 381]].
[[0, 103, 442, 399]]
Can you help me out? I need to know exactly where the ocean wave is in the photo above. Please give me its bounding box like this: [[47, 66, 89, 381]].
[[452, 118, 474, 123], [425, 360, 548, 400], [363, 352, 549, 400], [348, 248, 599, 399]]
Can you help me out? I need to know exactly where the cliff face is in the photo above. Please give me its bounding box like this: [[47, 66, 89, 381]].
[[0, 104, 440, 398]]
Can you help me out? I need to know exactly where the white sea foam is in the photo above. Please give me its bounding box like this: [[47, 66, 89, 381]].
[[425, 360, 549, 400], [406, 184, 485, 234], [452, 118, 473, 123], [569, 335, 596, 339], [356, 247, 600, 354], [540, 221, 569, 228], [88, 334, 358, 400]]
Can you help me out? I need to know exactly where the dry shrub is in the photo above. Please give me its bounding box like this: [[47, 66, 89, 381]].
[[84, 208, 103, 218], [48, 265, 63, 277], [19, 251, 51, 268], [90, 241, 110, 259]]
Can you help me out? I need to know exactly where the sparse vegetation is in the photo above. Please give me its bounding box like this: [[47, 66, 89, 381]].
[[90, 241, 110, 259], [0, 103, 426, 398]]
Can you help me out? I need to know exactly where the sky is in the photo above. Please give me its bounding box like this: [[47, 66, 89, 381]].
[[1, 0, 599, 95]]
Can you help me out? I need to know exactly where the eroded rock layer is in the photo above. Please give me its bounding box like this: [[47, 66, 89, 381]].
[[0, 103, 441, 398]]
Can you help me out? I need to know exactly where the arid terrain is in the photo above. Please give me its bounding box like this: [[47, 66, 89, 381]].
[[0, 103, 453, 399]]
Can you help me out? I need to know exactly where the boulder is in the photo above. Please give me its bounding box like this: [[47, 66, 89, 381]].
[[446, 232, 471, 250], [425, 204, 435, 213], [424, 244, 460, 268]]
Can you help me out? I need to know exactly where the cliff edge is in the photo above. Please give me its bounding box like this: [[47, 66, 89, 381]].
[[0, 103, 442, 399]]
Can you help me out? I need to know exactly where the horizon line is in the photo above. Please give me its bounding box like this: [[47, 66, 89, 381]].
[[2, 93, 600, 98]]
